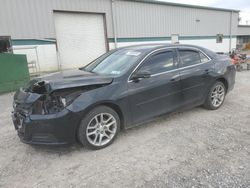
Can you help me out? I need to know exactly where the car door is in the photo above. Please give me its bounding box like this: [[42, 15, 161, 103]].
[[127, 49, 182, 125], [177, 48, 214, 106]]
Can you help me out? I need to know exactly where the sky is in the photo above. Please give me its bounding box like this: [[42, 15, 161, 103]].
[[157, 0, 250, 24]]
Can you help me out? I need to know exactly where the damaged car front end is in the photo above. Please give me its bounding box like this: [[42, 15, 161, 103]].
[[12, 70, 114, 145]]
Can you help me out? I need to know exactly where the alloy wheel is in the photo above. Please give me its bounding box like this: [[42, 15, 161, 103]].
[[86, 113, 117, 146], [211, 84, 225, 108]]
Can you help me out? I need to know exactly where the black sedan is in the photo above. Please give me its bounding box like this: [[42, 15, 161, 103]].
[[12, 44, 236, 149]]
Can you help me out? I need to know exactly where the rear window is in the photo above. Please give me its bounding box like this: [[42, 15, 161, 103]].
[[179, 50, 201, 67], [200, 52, 210, 63]]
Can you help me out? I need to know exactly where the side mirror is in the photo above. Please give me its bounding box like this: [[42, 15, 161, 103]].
[[131, 70, 151, 81]]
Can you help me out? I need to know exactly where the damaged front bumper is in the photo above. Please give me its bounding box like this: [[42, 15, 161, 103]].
[[12, 88, 81, 145], [12, 109, 79, 145]]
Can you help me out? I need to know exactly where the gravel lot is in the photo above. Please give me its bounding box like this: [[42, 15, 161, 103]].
[[0, 71, 250, 188]]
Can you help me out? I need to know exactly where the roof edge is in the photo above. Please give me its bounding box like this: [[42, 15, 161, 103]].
[[123, 0, 240, 12]]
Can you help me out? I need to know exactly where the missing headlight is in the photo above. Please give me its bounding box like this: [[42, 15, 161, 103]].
[[32, 95, 65, 115], [32, 91, 81, 115], [31, 85, 101, 115]]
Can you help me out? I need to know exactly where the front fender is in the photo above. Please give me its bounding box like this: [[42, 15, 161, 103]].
[[66, 82, 131, 128]]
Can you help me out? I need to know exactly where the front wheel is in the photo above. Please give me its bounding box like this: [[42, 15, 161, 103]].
[[204, 81, 226, 110], [77, 106, 120, 150]]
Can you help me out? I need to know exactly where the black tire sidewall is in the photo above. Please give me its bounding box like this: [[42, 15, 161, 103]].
[[78, 106, 120, 150]]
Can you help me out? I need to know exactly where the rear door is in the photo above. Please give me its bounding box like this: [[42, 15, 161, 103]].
[[177, 48, 214, 106], [127, 49, 182, 125]]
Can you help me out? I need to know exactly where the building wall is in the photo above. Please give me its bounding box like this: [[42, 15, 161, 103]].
[[114, 0, 239, 38], [0, 0, 239, 39], [0, 0, 114, 39], [109, 37, 237, 53], [237, 25, 250, 36], [0, 0, 240, 72], [13, 44, 58, 72], [236, 25, 250, 45]]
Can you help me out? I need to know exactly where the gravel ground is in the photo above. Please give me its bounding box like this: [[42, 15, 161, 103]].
[[0, 71, 250, 188]]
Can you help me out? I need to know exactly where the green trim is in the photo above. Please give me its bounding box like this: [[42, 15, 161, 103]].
[[12, 39, 56, 46], [108, 37, 171, 43], [12, 36, 237, 46], [108, 35, 237, 43]]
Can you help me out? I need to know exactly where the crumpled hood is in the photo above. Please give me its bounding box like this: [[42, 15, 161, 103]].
[[27, 69, 114, 92]]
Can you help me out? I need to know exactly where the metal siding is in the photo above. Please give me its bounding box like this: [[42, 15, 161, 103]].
[[237, 26, 250, 36], [0, 0, 113, 39], [115, 0, 238, 38], [0, 0, 239, 39], [125, 0, 239, 13], [232, 12, 240, 34]]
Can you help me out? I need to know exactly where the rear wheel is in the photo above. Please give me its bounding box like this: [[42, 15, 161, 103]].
[[204, 81, 226, 110], [78, 106, 120, 150]]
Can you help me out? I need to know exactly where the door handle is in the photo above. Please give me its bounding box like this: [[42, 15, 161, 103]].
[[202, 69, 210, 78]]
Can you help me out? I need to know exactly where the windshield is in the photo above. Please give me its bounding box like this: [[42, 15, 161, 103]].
[[83, 49, 143, 76]]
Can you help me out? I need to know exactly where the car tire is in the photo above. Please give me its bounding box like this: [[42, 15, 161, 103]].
[[77, 106, 120, 150], [204, 81, 226, 110]]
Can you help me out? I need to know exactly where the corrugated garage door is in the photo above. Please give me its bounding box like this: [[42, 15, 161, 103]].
[[54, 12, 107, 70]]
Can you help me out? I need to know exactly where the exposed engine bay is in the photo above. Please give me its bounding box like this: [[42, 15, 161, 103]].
[[15, 80, 108, 115]]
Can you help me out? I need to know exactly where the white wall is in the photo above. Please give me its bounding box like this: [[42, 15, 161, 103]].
[[13, 44, 58, 73], [180, 38, 237, 52], [109, 40, 170, 50], [109, 38, 237, 53], [12, 38, 236, 74]]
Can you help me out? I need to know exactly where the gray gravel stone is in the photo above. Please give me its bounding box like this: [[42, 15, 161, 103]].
[[0, 71, 250, 187]]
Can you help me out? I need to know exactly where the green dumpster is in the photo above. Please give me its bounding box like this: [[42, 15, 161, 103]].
[[0, 53, 30, 93]]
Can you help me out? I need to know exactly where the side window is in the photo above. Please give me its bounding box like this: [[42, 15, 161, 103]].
[[179, 50, 201, 67], [200, 52, 210, 63], [139, 51, 175, 75]]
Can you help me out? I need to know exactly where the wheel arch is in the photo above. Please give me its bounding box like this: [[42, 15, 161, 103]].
[[98, 102, 125, 130], [216, 77, 228, 93], [76, 101, 125, 132]]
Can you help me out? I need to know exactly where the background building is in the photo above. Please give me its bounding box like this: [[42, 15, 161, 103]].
[[0, 0, 250, 73]]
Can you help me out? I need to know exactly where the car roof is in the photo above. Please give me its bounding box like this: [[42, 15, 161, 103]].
[[120, 43, 218, 58], [121, 43, 201, 50]]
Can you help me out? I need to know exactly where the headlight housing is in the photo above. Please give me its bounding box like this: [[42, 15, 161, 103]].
[[32, 90, 81, 115]]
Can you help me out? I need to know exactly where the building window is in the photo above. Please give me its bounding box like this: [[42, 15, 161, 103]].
[[216, 34, 223, 43], [171, 34, 179, 44], [242, 36, 250, 43], [0, 36, 12, 53]]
